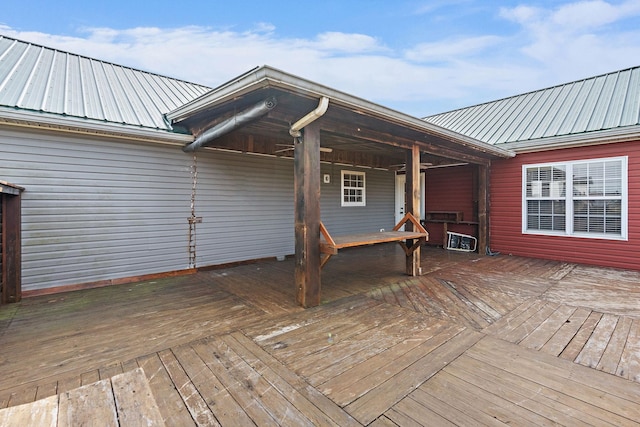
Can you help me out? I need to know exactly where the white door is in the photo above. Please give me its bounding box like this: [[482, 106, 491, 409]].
[[395, 173, 425, 229]]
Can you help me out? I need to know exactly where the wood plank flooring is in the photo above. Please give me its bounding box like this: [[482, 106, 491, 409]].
[[1, 245, 640, 425], [0, 368, 164, 426]]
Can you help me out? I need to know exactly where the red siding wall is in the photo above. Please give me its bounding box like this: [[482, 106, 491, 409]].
[[424, 165, 477, 245], [490, 140, 640, 270]]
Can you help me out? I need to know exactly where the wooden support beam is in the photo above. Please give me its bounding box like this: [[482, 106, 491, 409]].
[[405, 145, 422, 276], [477, 163, 489, 255], [1, 192, 22, 304], [294, 121, 322, 308]]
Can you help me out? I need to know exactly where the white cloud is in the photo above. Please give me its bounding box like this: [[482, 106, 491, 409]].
[[404, 35, 503, 62], [498, 0, 640, 83], [1, 1, 639, 116], [312, 32, 386, 53]]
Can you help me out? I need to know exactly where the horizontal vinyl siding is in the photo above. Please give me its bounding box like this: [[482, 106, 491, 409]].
[[320, 166, 396, 236], [490, 141, 640, 271], [193, 152, 396, 267], [0, 127, 192, 291], [194, 151, 295, 265]]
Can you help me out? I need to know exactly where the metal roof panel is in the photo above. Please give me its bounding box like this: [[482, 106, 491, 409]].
[[0, 35, 210, 131], [426, 65, 640, 146]]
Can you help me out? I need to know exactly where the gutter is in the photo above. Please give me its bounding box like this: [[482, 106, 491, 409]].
[[289, 96, 329, 137]]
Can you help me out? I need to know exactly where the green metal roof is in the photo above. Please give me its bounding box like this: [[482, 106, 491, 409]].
[[425, 66, 640, 147], [0, 35, 210, 131]]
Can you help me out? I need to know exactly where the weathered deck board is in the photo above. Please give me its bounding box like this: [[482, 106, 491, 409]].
[[559, 311, 603, 361], [0, 395, 58, 427], [170, 343, 253, 426], [0, 274, 271, 394], [320, 323, 465, 405], [445, 354, 603, 425], [57, 380, 118, 427], [0, 369, 165, 427], [2, 246, 640, 425], [468, 337, 640, 424], [158, 348, 220, 426], [223, 333, 360, 427], [518, 304, 577, 350], [137, 353, 195, 426], [344, 329, 483, 425], [575, 313, 619, 368], [111, 368, 165, 427], [618, 319, 640, 381], [543, 264, 640, 317], [539, 306, 592, 356], [597, 316, 633, 374]]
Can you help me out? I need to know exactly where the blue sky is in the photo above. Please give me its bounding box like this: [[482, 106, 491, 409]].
[[2, 0, 640, 116]]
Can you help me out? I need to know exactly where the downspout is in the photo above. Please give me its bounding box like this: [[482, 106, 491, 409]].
[[289, 96, 330, 137], [183, 96, 277, 152]]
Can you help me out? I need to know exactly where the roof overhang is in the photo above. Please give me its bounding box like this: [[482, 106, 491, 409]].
[[498, 125, 640, 153], [167, 66, 514, 168], [0, 107, 194, 146], [0, 180, 24, 195]]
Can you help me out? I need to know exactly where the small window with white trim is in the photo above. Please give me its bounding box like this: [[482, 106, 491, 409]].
[[523, 156, 627, 239], [341, 170, 366, 207]]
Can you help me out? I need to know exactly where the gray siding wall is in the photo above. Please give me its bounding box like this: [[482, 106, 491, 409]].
[[194, 150, 295, 265], [0, 128, 397, 292], [193, 151, 397, 268], [0, 127, 192, 292], [320, 165, 396, 236]]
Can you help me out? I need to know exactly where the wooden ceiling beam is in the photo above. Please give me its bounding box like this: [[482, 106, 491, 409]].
[[323, 123, 490, 165]]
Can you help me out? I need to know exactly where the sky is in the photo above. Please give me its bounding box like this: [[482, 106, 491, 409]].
[[2, 0, 640, 117]]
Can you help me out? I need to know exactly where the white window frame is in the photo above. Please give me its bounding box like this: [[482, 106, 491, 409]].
[[522, 156, 628, 240], [341, 170, 366, 207]]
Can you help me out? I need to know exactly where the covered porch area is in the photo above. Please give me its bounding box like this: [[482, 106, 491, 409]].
[[167, 66, 513, 307], [2, 246, 640, 425]]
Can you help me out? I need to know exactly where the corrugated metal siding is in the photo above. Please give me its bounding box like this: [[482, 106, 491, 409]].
[[0, 127, 193, 292], [426, 66, 640, 145], [490, 141, 640, 271], [193, 152, 396, 267], [0, 35, 210, 129]]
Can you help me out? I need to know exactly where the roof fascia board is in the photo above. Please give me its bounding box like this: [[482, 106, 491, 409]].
[[167, 66, 514, 159], [0, 107, 194, 145], [499, 125, 640, 153]]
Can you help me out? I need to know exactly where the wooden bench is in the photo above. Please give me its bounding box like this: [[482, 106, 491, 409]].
[[319, 213, 429, 267]]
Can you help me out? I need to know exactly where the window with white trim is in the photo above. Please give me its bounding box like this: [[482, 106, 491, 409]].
[[523, 157, 627, 239], [341, 170, 366, 207]]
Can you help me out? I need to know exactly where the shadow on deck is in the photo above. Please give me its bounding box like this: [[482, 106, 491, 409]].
[[1, 245, 639, 425]]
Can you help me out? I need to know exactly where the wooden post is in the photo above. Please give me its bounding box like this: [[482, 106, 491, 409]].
[[1, 189, 22, 304], [294, 121, 322, 308], [405, 145, 421, 276], [477, 163, 489, 255]]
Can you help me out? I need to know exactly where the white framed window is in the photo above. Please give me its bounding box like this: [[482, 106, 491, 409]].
[[522, 156, 627, 240], [341, 170, 366, 207]]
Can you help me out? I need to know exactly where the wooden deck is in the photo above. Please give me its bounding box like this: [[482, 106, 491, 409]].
[[1, 245, 640, 425]]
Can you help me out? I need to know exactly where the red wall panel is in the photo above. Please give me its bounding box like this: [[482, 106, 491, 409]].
[[424, 165, 477, 246], [490, 140, 640, 271]]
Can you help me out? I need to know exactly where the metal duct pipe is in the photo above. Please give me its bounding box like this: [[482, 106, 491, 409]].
[[183, 96, 277, 152], [289, 96, 329, 137]]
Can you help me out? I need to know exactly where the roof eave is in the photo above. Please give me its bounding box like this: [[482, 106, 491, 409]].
[[166, 66, 514, 159], [0, 107, 194, 145], [498, 125, 640, 153]]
